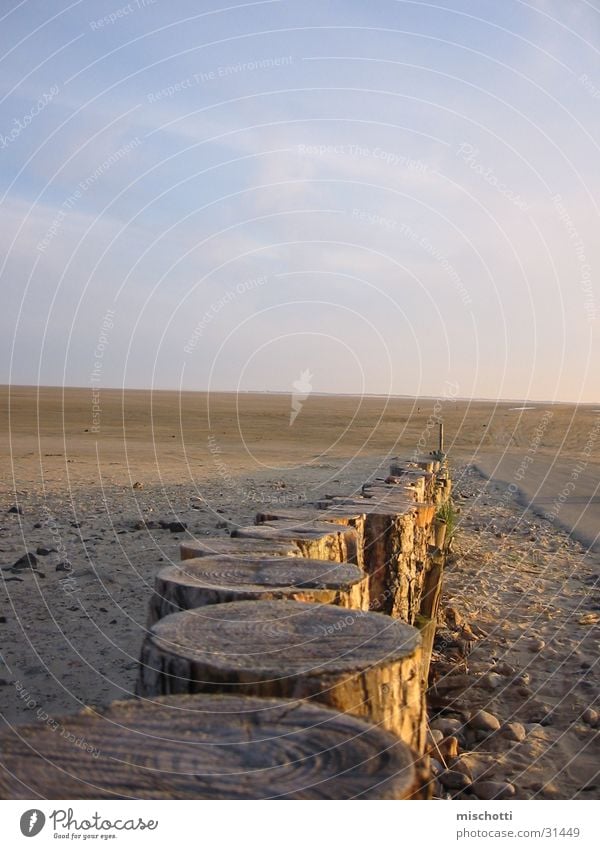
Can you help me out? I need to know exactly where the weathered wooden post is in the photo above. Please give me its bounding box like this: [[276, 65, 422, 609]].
[[0, 694, 423, 799], [137, 599, 427, 753], [148, 555, 369, 624]]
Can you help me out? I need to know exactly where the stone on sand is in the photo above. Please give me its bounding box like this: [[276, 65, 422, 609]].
[[431, 716, 463, 737], [472, 780, 516, 800], [468, 710, 501, 733], [439, 770, 470, 791], [501, 722, 527, 742]]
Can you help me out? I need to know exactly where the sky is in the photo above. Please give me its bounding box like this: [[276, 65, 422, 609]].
[[1, 0, 599, 402]]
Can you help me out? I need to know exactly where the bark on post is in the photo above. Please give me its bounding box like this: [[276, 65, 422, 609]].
[[149, 556, 369, 624], [233, 520, 360, 567], [137, 599, 426, 753], [0, 694, 422, 799]]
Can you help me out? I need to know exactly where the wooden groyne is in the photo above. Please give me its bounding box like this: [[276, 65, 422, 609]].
[[0, 454, 451, 800]]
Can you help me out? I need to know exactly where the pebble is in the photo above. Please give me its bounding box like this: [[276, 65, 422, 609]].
[[455, 753, 491, 780], [472, 780, 516, 800], [501, 722, 527, 742], [439, 770, 471, 790], [132, 482, 143, 490], [453, 760, 473, 781], [431, 716, 463, 736], [427, 729, 444, 747], [493, 661, 516, 676], [11, 552, 38, 570], [480, 672, 503, 691], [434, 673, 472, 692], [8, 505, 23, 515], [36, 546, 56, 556], [582, 708, 598, 727], [468, 710, 501, 733], [430, 758, 443, 776], [528, 639, 545, 652]]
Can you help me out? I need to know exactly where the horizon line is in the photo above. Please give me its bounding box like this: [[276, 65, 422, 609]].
[[2, 383, 598, 407]]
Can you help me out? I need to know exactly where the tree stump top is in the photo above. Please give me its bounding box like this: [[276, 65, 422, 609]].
[[0, 694, 418, 799], [180, 537, 301, 560], [234, 520, 355, 540], [159, 556, 364, 592], [148, 599, 421, 678]]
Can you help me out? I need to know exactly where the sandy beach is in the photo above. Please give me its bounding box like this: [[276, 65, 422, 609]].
[[1, 385, 598, 798]]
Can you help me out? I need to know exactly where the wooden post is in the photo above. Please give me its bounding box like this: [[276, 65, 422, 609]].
[[439, 421, 444, 454], [180, 537, 302, 561], [0, 694, 423, 799], [419, 552, 445, 621], [137, 599, 427, 753], [233, 520, 361, 568], [149, 555, 369, 624]]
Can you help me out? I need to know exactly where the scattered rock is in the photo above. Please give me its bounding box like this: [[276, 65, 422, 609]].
[[453, 760, 473, 781], [132, 481, 143, 490], [439, 770, 471, 790], [493, 661, 516, 676], [431, 716, 463, 737], [430, 758, 443, 776], [8, 506, 23, 515], [582, 708, 598, 727], [36, 546, 56, 556], [501, 722, 527, 742], [472, 780, 515, 800], [426, 728, 444, 749], [454, 753, 492, 781], [479, 672, 503, 691], [434, 673, 471, 692], [55, 562, 72, 572], [528, 638, 545, 652], [159, 520, 187, 533], [11, 552, 38, 570], [468, 710, 501, 734], [526, 703, 555, 726]]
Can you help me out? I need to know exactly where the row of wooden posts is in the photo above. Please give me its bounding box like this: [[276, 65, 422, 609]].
[[0, 455, 451, 800]]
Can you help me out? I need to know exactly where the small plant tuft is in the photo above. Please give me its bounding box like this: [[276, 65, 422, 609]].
[[436, 499, 457, 543]]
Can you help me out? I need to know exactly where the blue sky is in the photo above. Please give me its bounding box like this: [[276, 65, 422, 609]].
[[1, 0, 599, 401]]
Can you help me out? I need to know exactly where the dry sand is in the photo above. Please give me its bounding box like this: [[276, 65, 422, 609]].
[[0, 385, 598, 798]]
